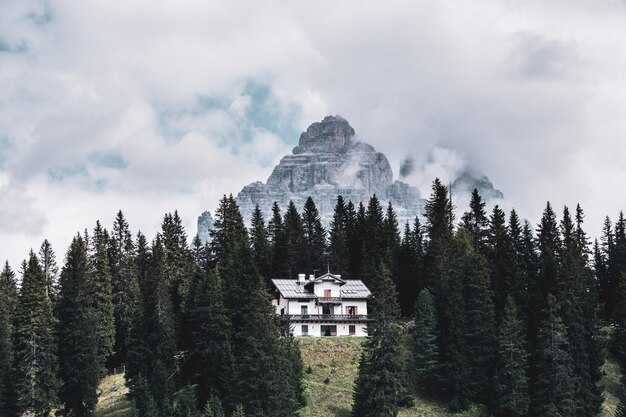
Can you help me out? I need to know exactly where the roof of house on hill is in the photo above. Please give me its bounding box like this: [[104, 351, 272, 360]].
[[271, 279, 371, 299]]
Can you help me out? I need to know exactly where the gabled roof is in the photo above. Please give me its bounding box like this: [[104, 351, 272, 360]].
[[305, 272, 346, 288], [272, 279, 316, 299], [271, 278, 371, 300]]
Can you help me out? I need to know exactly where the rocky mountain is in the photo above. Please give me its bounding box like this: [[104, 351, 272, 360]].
[[229, 115, 421, 231]]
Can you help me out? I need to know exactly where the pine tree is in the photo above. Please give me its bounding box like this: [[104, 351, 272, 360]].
[[352, 264, 411, 417], [329, 195, 350, 276], [173, 386, 199, 417], [268, 201, 287, 278], [249, 205, 272, 285], [617, 375, 626, 417], [91, 221, 116, 372], [57, 235, 102, 417], [492, 297, 529, 417], [458, 229, 497, 403], [14, 252, 59, 416], [283, 201, 307, 278], [346, 201, 365, 280], [185, 268, 236, 408], [203, 393, 225, 417], [302, 197, 327, 275], [413, 288, 439, 395], [109, 210, 141, 367], [461, 188, 488, 254], [397, 218, 424, 316], [38, 240, 59, 302], [131, 375, 158, 417], [0, 262, 18, 417], [231, 404, 246, 417], [532, 294, 576, 417]]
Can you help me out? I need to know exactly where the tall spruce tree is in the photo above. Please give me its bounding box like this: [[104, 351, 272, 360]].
[[412, 288, 439, 395], [38, 240, 59, 303], [283, 201, 307, 278], [91, 222, 116, 371], [109, 210, 140, 367], [346, 201, 365, 280], [249, 205, 272, 285], [492, 296, 529, 417], [14, 252, 59, 416], [268, 202, 288, 278], [461, 188, 489, 255], [532, 294, 576, 417], [57, 235, 102, 417], [302, 197, 327, 275], [352, 264, 411, 417], [397, 218, 424, 316], [329, 196, 350, 276], [0, 262, 18, 417]]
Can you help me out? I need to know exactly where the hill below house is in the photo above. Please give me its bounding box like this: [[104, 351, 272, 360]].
[[90, 336, 622, 417]]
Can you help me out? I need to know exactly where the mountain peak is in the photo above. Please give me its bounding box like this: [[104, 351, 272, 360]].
[[293, 114, 356, 154]]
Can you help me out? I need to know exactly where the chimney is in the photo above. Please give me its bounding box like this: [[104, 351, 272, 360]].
[[298, 274, 306, 284], [308, 274, 314, 281]]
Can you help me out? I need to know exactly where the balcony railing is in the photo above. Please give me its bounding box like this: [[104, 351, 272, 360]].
[[286, 314, 369, 322], [317, 297, 342, 304]]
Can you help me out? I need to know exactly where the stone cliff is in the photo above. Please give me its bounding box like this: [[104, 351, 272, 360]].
[[232, 115, 422, 229]]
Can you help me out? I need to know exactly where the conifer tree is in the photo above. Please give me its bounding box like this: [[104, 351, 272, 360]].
[[362, 195, 386, 272], [57, 235, 102, 417], [131, 375, 158, 417], [249, 205, 272, 285], [283, 201, 307, 278], [329, 196, 350, 276], [203, 393, 225, 417], [461, 188, 488, 254], [14, 252, 59, 416], [302, 197, 327, 275], [0, 262, 18, 417], [173, 386, 199, 417], [492, 297, 529, 417], [352, 264, 411, 417], [109, 210, 141, 367], [91, 221, 116, 371], [231, 405, 246, 417], [617, 375, 626, 417], [532, 294, 576, 417], [413, 288, 439, 395], [397, 218, 424, 316], [38, 240, 59, 302], [185, 268, 236, 408], [346, 201, 365, 280], [268, 201, 288, 278]]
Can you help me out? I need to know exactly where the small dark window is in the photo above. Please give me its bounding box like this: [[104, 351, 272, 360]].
[[349, 325, 356, 336], [302, 325, 309, 336]]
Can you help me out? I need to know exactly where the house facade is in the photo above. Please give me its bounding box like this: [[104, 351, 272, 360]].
[[271, 272, 371, 337]]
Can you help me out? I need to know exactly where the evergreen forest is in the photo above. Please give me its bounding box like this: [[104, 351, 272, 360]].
[[1, 178, 626, 417]]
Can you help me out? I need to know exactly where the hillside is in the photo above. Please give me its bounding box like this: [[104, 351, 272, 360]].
[[92, 336, 622, 417]]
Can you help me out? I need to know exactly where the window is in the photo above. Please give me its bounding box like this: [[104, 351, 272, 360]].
[[346, 306, 358, 316], [349, 325, 356, 336], [301, 305, 308, 316], [324, 289, 331, 297], [302, 325, 308, 336]]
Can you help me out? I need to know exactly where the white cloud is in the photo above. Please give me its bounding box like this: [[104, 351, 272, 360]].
[[2, 0, 626, 267]]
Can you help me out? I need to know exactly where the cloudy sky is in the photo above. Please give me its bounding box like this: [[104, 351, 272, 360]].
[[2, 0, 626, 269]]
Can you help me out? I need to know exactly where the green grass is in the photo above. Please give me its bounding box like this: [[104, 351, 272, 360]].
[[94, 373, 132, 417], [601, 352, 624, 417]]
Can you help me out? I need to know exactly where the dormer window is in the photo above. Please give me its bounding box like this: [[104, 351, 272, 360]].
[[324, 289, 331, 297]]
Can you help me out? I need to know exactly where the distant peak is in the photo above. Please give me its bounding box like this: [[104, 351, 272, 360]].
[[293, 115, 356, 154]]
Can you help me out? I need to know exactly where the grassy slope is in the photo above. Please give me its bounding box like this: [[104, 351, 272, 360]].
[[93, 336, 623, 417]]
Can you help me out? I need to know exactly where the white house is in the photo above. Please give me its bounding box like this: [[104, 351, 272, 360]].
[[271, 272, 371, 337]]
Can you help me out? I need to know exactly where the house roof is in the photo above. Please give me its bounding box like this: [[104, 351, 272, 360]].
[[308, 272, 346, 285], [271, 278, 371, 299]]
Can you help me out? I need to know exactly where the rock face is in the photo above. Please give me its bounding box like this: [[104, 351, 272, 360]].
[[197, 211, 214, 244], [233, 115, 423, 227]]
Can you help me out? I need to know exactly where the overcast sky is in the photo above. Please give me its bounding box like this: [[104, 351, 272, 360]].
[[2, 0, 626, 270]]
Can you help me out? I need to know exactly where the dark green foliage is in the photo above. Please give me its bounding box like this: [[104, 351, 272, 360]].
[[302, 197, 327, 275], [127, 236, 176, 417], [38, 240, 59, 303], [109, 210, 141, 367], [249, 205, 272, 285], [268, 201, 288, 278], [532, 294, 576, 417], [412, 288, 439, 395], [0, 262, 18, 417], [91, 222, 116, 373], [352, 264, 411, 417], [203, 394, 225, 417], [173, 386, 199, 417], [329, 196, 350, 276], [536, 202, 561, 303], [131, 375, 159, 417], [617, 374, 626, 417], [492, 297, 529, 417], [185, 268, 236, 408], [461, 188, 489, 255], [57, 235, 102, 417], [397, 218, 424, 316], [231, 404, 246, 417], [14, 252, 59, 416], [283, 200, 307, 278]]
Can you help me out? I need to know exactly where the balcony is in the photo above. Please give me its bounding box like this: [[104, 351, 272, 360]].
[[317, 297, 342, 305], [286, 314, 369, 322]]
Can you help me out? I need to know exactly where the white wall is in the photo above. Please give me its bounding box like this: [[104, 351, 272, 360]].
[[313, 281, 342, 297], [340, 299, 368, 316], [290, 321, 368, 337]]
